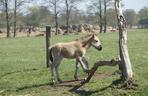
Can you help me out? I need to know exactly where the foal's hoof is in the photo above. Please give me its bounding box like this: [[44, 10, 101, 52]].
[[50, 81, 55, 85], [58, 80, 63, 83], [50, 79, 56, 85], [74, 77, 78, 81], [57, 79, 63, 83]]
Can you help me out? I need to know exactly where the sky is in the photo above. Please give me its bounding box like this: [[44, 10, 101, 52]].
[[122, 0, 148, 11], [31, 0, 148, 12], [78, 0, 148, 12]]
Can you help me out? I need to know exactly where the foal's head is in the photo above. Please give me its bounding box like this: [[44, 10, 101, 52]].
[[90, 34, 102, 51]]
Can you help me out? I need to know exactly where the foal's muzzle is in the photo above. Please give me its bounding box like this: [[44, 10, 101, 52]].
[[97, 45, 102, 51]]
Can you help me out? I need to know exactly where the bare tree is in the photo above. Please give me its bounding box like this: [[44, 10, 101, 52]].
[[99, 0, 103, 33], [45, 0, 61, 35], [5, 0, 10, 37], [64, 0, 81, 34], [87, 0, 113, 33], [0, 1, 2, 8], [0, 0, 10, 37], [13, 0, 27, 37], [65, 0, 70, 34], [103, 0, 107, 33], [115, 0, 133, 82], [13, 0, 17, 37], [103, 0, 113, 33], [87, 0, 103, 33]]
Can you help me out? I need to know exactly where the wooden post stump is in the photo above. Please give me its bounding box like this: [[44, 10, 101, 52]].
[[46, 26, 51, 68]]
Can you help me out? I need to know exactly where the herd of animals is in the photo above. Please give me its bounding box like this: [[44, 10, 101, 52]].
[[0, 24, 117, 37]]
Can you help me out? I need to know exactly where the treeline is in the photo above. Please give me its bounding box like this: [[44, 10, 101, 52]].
[[0, 0, 148, 37]]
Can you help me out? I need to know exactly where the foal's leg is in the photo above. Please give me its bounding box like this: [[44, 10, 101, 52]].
[[77, 57, 90, 73], [74, 59, 79, 80], [50, 60, 55, 83], [82, 57, 89, 70], [55, 57, 62, 83]]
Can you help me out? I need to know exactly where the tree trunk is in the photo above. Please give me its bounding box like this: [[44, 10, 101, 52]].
[[104, 0, 107, 33], [65, 0, 69, 34], [99, 0, 103, 33], [13, 0, 17, 37], [55, 13, 58, 35], [54, 3, 58, 35], [115, 0, 133, 80], [5, 0, 10, 37]]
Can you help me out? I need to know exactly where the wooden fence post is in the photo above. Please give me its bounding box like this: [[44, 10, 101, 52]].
[[46, 26, 51, 68]]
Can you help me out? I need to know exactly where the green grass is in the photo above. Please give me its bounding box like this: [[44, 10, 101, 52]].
[[0, 29, 148, 96]]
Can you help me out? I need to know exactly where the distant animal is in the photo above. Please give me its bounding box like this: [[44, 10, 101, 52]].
[[49, 34, 102, 83], [0, 30, 2, 34], [35, 33, 44, 37]]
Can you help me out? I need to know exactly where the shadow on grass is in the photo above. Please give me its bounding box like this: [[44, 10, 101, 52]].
[[15, 80, 79, 91], [15, 78, 114, 96], [16, 79, 83, 92], [0, 68, 39, 79], [68, 79, 120, 96], [69, 84, 112, 96], [69, 79, 139, 96], [16, 81, 112, 96], [16, 82, 51, 92]]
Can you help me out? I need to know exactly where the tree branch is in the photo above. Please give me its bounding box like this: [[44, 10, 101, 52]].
[[81, 58, 120, 84]]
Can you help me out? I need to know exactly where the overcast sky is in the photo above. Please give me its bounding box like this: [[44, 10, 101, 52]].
[[122, 0, 148, 11], [75, 0, 148, 13], [33, 0, 148, 12]]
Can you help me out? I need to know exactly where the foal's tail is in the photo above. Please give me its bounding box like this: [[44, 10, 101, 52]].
[[49, 47, 53, 62]]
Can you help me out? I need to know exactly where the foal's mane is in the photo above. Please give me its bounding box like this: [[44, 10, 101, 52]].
[[76, 33, 95, 42]]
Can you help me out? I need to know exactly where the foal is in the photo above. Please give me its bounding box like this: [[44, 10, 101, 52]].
[[49, 34, 102, 83]]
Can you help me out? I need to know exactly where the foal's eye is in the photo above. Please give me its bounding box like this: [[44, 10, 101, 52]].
[[95, 40, 98, 42]]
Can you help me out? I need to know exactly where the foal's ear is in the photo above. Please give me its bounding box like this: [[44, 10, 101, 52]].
[[92, 34, 95, 38]]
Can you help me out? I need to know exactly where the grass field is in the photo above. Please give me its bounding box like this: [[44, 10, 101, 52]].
[[0, 29, 148, 96]]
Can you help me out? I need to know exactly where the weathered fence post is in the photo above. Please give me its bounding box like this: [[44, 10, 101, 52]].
[[46, 26, 51, 68]]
